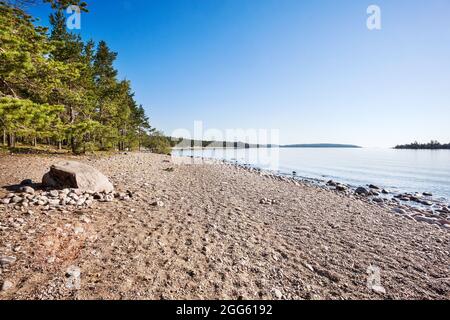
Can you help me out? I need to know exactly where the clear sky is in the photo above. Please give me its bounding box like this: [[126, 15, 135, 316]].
[[29, 0, 450, 147]]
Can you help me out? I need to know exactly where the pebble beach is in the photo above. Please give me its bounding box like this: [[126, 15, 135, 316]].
[[0, 152, 449, 300]]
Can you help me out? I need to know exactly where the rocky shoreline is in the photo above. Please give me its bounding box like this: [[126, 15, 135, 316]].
[[1, 152, 449, 300], [188, 157, 450, 231]]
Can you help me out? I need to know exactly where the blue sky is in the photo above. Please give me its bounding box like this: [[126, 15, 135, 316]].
[[29, 0, 450, 147]]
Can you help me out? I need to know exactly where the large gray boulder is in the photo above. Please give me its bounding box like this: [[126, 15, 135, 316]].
[[42, 161, 114, 193]]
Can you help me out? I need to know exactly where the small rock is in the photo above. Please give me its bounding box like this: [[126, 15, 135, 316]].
[[305, 263, 315, 272], [371, 285, 387, 295], [74, 226, 85, 235], [11, 196, 22, 204], [273, 289, 283, 299], [336, 185, 347, 192], [152, 201, 165, 207], [327, 180, 338, 187], [415, 216, 438, 225], [1, 198, 11, 205], [355, 187, 369, 196], [423, 192, 433, 197], [1, 280, 14, 292], [20, 186, 35, 195], [48, 199, 60, 206], [49, 190, 59, 198], [369, 184, 380, 190], [69, 193, 80, 201], [104, 195, 114, 202], [0, 255, 17, 267], [65, 265, 81, 290], [393, 208, 407, 215]]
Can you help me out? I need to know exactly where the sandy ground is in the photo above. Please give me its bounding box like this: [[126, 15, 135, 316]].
[[0, 152, 449, 300]]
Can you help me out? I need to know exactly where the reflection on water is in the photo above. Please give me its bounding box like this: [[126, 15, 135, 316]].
[[172, 148, 450, 200]]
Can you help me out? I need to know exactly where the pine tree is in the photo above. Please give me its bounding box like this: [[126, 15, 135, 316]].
[[1, 0, 155, 153]]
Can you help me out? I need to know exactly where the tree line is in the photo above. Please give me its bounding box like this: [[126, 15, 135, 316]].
[[395, 141, 450, 150], [0, 0, 163, 154]]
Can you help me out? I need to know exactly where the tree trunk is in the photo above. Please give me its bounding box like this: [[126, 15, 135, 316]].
[[138, 127, 142, 152], [69, 106, 76, 154], [7, 133, 15, 148], [71, 137, 76, 154], [58, 140, 62, 150], [2, 129, 5, 146]]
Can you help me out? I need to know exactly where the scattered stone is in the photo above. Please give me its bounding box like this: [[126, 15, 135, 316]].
[[0, 255, 17, 267], [336, 185, 348, 192], [1, 198, 11, 205], [369, 184, 380, 190], [11, 196, 22, 204], [423, 192, 433, 197], [393, 207, 407, 215], [48, 199, 60, 206], [104, 195, 114, 202], [327, 180, 338, 187], [305, 263, 315, 272], [415, 216, 439, 225], [43, 161, 114, 193], [1, 280, 14, 292], [20, 186, 35, 195], [420, 200, 433, 206], [355, 187, 369, 196], [152, 201, 165, 207], [316, 268, 340, 283], [371, 285, 387, 295], [273, 289, 283, 299], [74, 226, 85, 235], [49, 190, 59, 198], [372, 197, 384, 203], [65, 265, 81, 290]]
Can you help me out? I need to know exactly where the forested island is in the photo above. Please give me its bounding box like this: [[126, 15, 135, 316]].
[[281, 144, 361, 149], [395, 141, 450, 150]]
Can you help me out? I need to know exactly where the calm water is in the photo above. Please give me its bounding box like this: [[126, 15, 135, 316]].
[[173, 148, 450, 201]]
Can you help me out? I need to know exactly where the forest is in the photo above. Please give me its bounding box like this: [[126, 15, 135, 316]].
[[0, 0, 166, 154], [395, 141, 450, 150]]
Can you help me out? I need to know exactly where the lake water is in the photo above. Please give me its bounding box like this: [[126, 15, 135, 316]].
[[172, 148, 450, 201]]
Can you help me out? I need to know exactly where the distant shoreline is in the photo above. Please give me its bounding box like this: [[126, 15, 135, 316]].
[[395, 141, 450, 150], [172, 144, 362, 150]]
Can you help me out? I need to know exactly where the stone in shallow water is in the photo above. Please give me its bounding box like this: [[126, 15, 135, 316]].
[[355, 187, 369, 196]]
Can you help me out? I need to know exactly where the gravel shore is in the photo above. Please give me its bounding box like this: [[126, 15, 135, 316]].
[[0, 152, 449, 300]]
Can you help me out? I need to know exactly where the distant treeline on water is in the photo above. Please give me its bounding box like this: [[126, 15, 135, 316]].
[[395, 141, 450, 150]]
